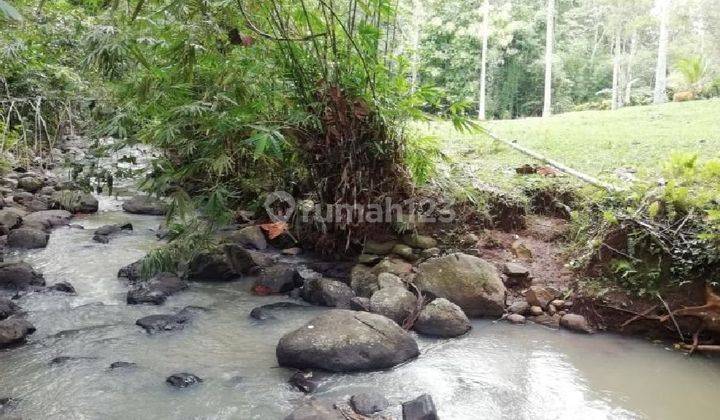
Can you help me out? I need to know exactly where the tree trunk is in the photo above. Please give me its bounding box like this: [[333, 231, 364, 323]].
[[624, 33, 638, 104], [542, 0, 554, 118], [653, 0, 671, 104], [612, 35, 620, 110], [409, 0, 423, 93], [478, 0, 490, 120]]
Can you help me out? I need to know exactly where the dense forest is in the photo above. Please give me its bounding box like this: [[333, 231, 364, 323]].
[[2, 1, 720, 419]]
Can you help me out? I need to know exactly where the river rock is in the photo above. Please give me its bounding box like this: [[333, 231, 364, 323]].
[[17, 175, 44, 193], [530, 305, 543, 316], [392, 243, 416, 261], [414, 298, 471, 338], [93, 223, 133, 243], [415, 253, 506, 317], [350, 264, 379, 298], [118, 259, 143, 283], [377, 272, 404, 289], [49, 281, 76, 294], [22, 210, 72, 230], [7, 227, 49, 248], [0, 262, 45, 290], [288, 371, 329, 393], [372, 257, 413, 276], [0, 318, 36, 348], [0, 298, 20, 320], [276, 310, 419, 372], [285, 399, 343, 420], [402, 394, 438, 420], [349, 296, 371, 312], [364, 239, 397, 255], [0, 209, 21, 234], [507, 301, 529, 315], [351, 392, 389, 415], [249, 302, 310, 321], [358, 253, 381, 265], [127, 273, 188, 305], [525, 286, 560, 309], [560, 314, 593, 334], [109, 361, 137, 370], [166, 373, 202, 388], [420, 247, 441, 259], [23, 197, 49, 212], [369, 286, 416, 325], [51, 190, 98, 213], [135, 306, 204, 334], [224, 244, 272, 275], [188, 251, 236, 281], [121, 195, 167, 215], [506, 313, 526, 324], [530, 313, 561, 329], [253, 264, 297, 294], [223, 225, 267, 250], [302, 278, 355, 308], [402, 234, 437, 249]]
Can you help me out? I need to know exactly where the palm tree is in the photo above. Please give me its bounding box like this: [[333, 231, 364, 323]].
[[675, 56, 706, 90]]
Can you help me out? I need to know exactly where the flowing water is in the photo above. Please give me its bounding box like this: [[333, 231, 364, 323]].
[[1, 195, 720, 419]]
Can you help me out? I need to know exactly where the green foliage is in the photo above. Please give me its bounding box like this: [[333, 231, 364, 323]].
[[675, 56, 706, 89]]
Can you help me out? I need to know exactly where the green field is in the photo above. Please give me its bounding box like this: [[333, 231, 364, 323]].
[[427, 99, 720, 192]]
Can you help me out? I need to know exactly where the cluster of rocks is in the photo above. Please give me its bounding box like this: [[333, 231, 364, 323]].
[[505, 284, 593, 333], [284, 393, 438, 420]]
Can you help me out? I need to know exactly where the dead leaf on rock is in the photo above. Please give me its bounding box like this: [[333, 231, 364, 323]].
[[259, 221, 288, 240]]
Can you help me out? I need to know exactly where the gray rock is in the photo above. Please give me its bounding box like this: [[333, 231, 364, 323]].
[[358, 253, 381, 265], [127, 273, 188, 305], [122, 195, 167, 215], [276, 310, 419, 372], [24, 197, 49, 212], [377, 272, 404, 289], [254, 264, 297, 294], [0, 298, 20, 320], [285, 399, 343, 420], [188, 251, 236, 281], [166, 373, 202, 388], [560, 314, 594, 334], [0, 318, 35, 348], [414, 298, 471, 338], [350, 264, 379, 298], [249, 302, 310, 320], [369, 286, 416, 325], [415, 253, 506, 317], [51, 190, 98, 213], [402, 394, 438, 420], [93, 223, 133, 243], [351, 392, 389, 415], [402, 234, 437, 249], [22, 210, 72, 230], [392, 243, 416, 261], [349, 296, 371, 312], [0, 262, 45, 290], [529, 306, 543, 316], [288, 371, 328, 393], [506, 313, 526, 324], [109, 361, 137, 370], [530, 313, 561, 329], [135, 306, 205, 334], [364, 240, 397, 255], [118, 259, 143, 283], [302, 278, 355, 308], [223, 225, 267, 250], [0, 210, 21, 234], [420, 247, 441, 259], [7, 227, 49, 248], [49, 281, 76, 294], [17, 176, 44, 193], [507, 301, 529, 315], [525, 286, 560, 309]]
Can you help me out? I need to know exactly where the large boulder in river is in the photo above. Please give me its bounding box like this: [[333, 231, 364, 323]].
[[369, 286, 416, 324], [0, 318, 35, 348], [122, 195, 167, 215], [127, 272, 188, 305], [224, 244, 273, 275], [118, 259, 143, 283], [51, 190, 98, 213], [0, 262, 45, 290], [7, 227, 49, 248], [285, 400, 344, 420], [22, 210, 72, 230], [415, 253, 506, 317], [414, 298, 471, 338], [253, 264, 297, 294], [188, 251, 236, 281], [560, 314, 593, 334], [525, 285, 560, 309], [276, 309, 419, 372]]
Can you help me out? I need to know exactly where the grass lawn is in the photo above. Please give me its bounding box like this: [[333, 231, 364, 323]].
[[425, 98, 720, 193]]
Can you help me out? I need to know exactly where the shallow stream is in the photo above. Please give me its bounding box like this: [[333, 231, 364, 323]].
[[1, 196, 719, 419]]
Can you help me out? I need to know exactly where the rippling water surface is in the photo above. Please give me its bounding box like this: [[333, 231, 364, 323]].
[[1, 196, 719, 419]]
